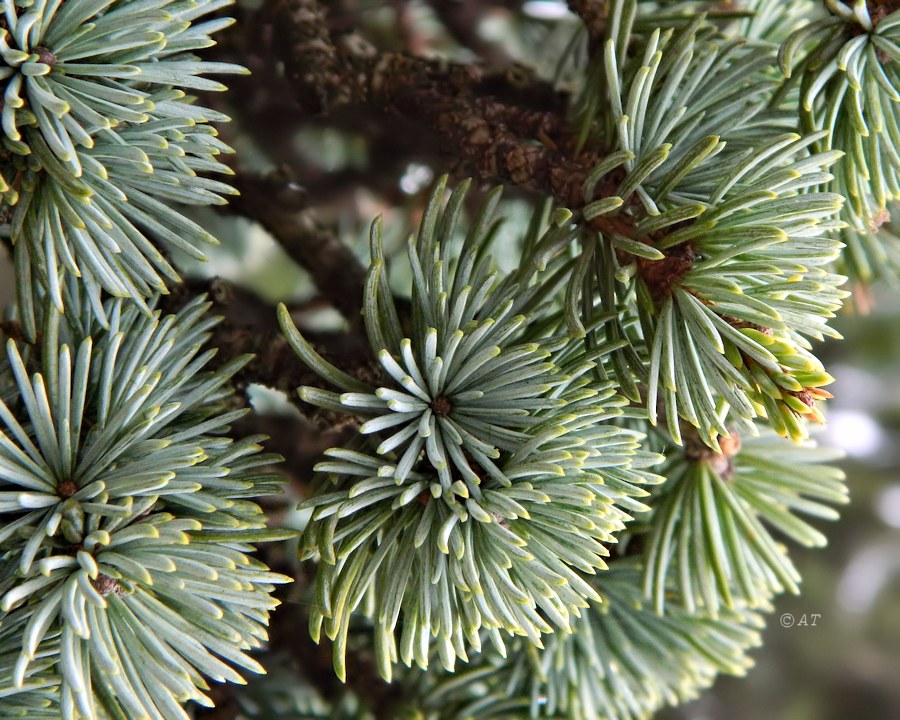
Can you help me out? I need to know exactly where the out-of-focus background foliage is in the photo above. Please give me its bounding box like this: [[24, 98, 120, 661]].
[[3, 1, 899, 717]]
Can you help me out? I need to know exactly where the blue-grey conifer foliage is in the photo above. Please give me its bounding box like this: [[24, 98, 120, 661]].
[[0, 0, 241, 331], [1, 0, 893, 718], [0, 2, 290, 719]]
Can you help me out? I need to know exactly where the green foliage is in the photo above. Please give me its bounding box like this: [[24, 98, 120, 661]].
[[0, 0, 241, 330], [573, 11, 848, 446], [280, 178, 574, 488], [402, 565, 765, 720], [281, 179, 663, 680], [270, 1, 876, 715], [778, 0, 900, 280], [0, 294, 290, 719], [229, 654, 370, 720], [1, 0, 892, 718], [0, 613, 60, 717], [642, 431, 847, 615], [731, 0, 821, 45]]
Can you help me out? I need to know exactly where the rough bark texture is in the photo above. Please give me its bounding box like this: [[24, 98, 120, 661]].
[[270, 0, 604, 210]]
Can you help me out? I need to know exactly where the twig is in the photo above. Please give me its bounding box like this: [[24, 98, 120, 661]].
[[567, 0, 609, 50], [230, 170, 369, 324], [428, 0, 517, 64], [272, 0, 592, 200]]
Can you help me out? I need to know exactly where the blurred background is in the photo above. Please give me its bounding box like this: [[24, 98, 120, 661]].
[[4, 1, 900, 718]]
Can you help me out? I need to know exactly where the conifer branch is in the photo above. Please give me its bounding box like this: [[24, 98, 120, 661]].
[[1, 0, 891, 716], [271, 0, 599, 207]]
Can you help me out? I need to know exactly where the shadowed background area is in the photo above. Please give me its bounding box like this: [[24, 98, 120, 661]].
[[0, 248, 12, 307]]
